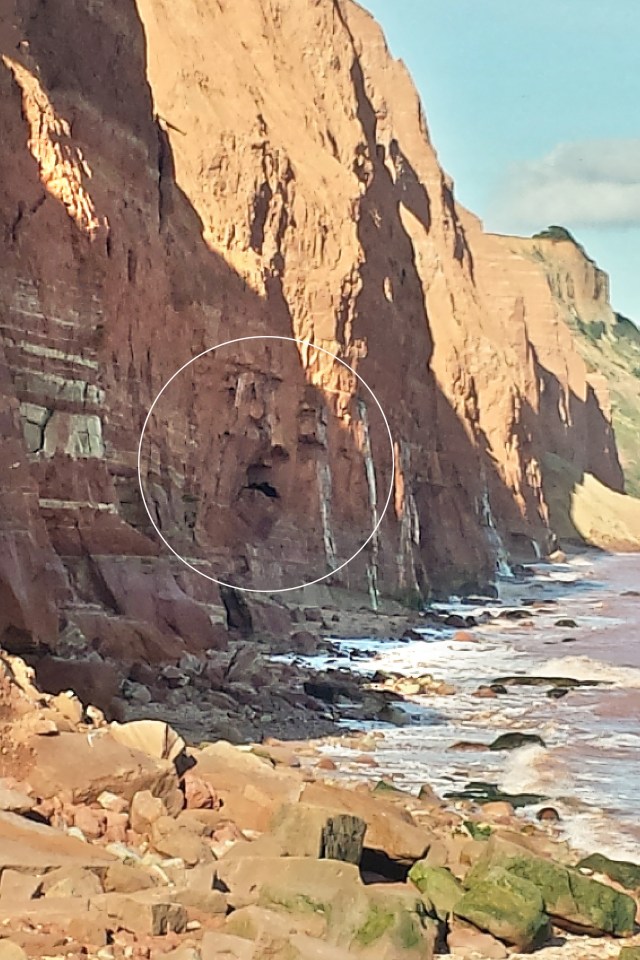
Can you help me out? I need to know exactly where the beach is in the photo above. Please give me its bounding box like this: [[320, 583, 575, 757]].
[[289, 552, 640, 863]]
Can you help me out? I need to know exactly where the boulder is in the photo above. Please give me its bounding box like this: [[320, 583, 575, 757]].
[[467, 836, 636, 936], [71, 805, 107, 840], [96, 791, 129, 814], [27, 731, 180, 806], [446, 919, 508, 959], [130, 789, 167, 834], [481, 802, 515, 821], [0, 811, 114, 872], [577, 853, 640, 892], [35, 655, 121, 716], [224, 903, 326, 942], [0, 944, 28, 960], [353, 885, 436, 958], [270, 803, 366, 864], [489, 733, 546, 751], [216, 856, 364, 912], [408, 863, 464, 920], [173, 885, 228, 917], [0, 897, 109, 946], [192, 742, 302, 831], [0, 783, 35, 815], [0, 870, 43, 903], [300, 782, 431, 863], [215, 857, 435, 956], [91, 889, 187, 935], [103, 860, 158, 893], [455, 867, 550, 951], [420, 834, 487, 879], [150, 815, 214, 866], [42, 866, 103, 898], [183, 772, 220, 810], [162, 946, 202, 960], [201, 932, 255, 960]]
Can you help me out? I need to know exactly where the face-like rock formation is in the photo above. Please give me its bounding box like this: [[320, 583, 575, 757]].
[[0, 0, 633, 655]]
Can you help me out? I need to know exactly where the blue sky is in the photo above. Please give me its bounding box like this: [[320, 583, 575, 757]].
[[361, 0, 639, 319]]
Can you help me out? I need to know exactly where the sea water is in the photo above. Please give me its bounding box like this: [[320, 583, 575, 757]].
[[285, 553, 640, 861]]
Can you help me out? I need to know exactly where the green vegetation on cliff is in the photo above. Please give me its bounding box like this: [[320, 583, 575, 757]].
[[572, 312, 640, 498], [530, 228, 640, 498]]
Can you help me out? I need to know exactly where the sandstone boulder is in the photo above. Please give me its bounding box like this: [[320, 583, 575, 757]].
[[446, 919, 508, 959], [577, 853, 640, 892], [193, 741, 302, 831], [224, 903, 326, 942], [103, 860, 158, 893], [91, 889, 188, 936], [216, 856, 435, 956], [130, 789, 167, 834], [0, 811, 114, 872], [183, 772, 220, 810], [42, 866, 103, 899], [26, 731, 179, 806], [201, 932, 255, 960], [0, 943, 27, 960], [0, 870, 43, 903], [270, 803, 366, 864], [0, 897, 109, 946], [0, 783, 35, 815], [150, 815, 214, 866], [467, 836, 636, 937], [408, 863, 464, 920], [455, 866, 550, 951], [351, 886, 436, 958], [216, 856, 363, 912], [172, 885, 228, 917], [300, 782, 432, 863]]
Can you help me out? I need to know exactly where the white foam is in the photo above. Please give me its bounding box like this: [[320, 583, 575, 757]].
[[498, 744, 557, 795], [535, 656, 640, 688], [562, 812, 640, 862]]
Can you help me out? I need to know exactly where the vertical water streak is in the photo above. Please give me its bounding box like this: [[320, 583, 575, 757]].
[[480, 486, 514, 579], [396, 440, 420, 593], [316, 460, 337, 570], [357, 398, 380, 610]]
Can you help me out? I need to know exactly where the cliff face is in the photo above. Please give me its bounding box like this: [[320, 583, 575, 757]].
[[0, 0, 633, 656], [514, 229, 640, 499]]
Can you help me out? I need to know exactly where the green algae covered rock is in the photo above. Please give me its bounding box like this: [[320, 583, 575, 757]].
[[408, 863, 464, 920], [578, 853, 640, 892], [217, 856, 435, 957], [454, 866, 550, 952], [467, 836, 637, 936], [354, 887, 437, 958]]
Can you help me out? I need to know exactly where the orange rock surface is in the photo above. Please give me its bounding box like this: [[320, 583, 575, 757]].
[[0, 0, 633, 652]]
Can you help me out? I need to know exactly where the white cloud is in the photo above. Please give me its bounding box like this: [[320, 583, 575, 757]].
[[494, 139, 640, 229]]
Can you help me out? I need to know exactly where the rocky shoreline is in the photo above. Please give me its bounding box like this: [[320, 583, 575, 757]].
[[1, 564, 640, 960]]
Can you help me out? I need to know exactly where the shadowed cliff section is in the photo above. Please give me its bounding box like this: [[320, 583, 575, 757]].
[[0, 0, 636, 660], [0, 0, 507, 659]]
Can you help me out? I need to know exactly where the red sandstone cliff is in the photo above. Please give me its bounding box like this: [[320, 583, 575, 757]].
[[0, 0, 632, 658]]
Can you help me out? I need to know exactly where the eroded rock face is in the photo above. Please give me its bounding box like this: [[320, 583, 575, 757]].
[[0, 0, 630, 652]]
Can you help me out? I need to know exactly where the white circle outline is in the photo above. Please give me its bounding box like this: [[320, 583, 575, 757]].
[[137, 335, 396, 593]]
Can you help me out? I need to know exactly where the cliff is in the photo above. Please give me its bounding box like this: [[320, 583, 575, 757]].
[[0, 0, 637, 660]]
